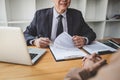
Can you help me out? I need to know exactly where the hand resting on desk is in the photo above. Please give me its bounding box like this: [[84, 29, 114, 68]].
[[33, 37, 51, 48]]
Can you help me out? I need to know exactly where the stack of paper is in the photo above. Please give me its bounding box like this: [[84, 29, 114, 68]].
[[49, 32, 87, 61], [83, 41, 117, 54]]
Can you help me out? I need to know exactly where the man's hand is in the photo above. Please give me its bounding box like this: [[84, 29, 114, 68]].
[[33, 37, 51, 48], [64, 54, 106, 80], [82, 53, 106, 76], [72, 36, 86, 48]]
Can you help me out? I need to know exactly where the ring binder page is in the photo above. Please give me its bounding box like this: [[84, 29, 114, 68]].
[[49, 32, 87, 61]]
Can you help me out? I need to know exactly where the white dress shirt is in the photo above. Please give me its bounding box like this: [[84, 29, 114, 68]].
[[51, 8, 68, 41], [51, 8, 88, 44]]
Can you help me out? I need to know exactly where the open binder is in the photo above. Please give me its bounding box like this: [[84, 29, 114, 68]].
[[49, 32, 87, 61]]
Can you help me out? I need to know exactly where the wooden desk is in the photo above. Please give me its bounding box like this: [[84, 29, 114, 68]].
[[0, 48, 113, 80]]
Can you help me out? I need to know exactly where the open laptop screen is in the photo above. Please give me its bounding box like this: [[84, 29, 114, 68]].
[[0, 27, 46, 65]]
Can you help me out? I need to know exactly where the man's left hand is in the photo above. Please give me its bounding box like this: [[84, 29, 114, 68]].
[[72, 35, 86, 48]]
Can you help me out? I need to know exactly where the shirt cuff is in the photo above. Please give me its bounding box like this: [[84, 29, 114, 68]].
[[83, 37, 89, 44], [29, 39, 35, 45]]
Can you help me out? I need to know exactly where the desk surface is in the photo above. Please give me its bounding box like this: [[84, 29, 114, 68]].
[[0, 48, 113, 80]]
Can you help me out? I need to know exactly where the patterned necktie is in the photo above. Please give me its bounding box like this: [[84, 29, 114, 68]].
[[56, 15, 63, 37]]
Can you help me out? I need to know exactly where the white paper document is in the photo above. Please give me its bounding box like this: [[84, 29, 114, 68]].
[[83, 41, 117, 54], [49, 32, 87, 61]]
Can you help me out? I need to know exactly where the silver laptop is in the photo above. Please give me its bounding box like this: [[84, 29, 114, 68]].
[[0, 26, 46, 65]]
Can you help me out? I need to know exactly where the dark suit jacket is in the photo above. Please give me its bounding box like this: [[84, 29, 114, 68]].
[[24, 8, 96, 45]]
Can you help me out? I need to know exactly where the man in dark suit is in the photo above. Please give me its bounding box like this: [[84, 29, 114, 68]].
[[24, 0, 96, 48]]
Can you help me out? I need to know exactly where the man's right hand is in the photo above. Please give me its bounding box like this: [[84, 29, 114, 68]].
[[33, 37, 51, 48]]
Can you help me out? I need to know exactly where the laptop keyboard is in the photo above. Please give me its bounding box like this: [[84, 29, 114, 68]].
[[28, 47, 46, 60], [30, 53, 38, 59]]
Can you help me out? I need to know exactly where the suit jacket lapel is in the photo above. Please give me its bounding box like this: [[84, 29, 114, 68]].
[[48, 8, 53, 39], [67, 10, 73, 36]]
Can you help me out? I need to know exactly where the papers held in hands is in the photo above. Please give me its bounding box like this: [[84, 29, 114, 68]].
[[49, 32, 86, 61], [83, 41, 117, 55]]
